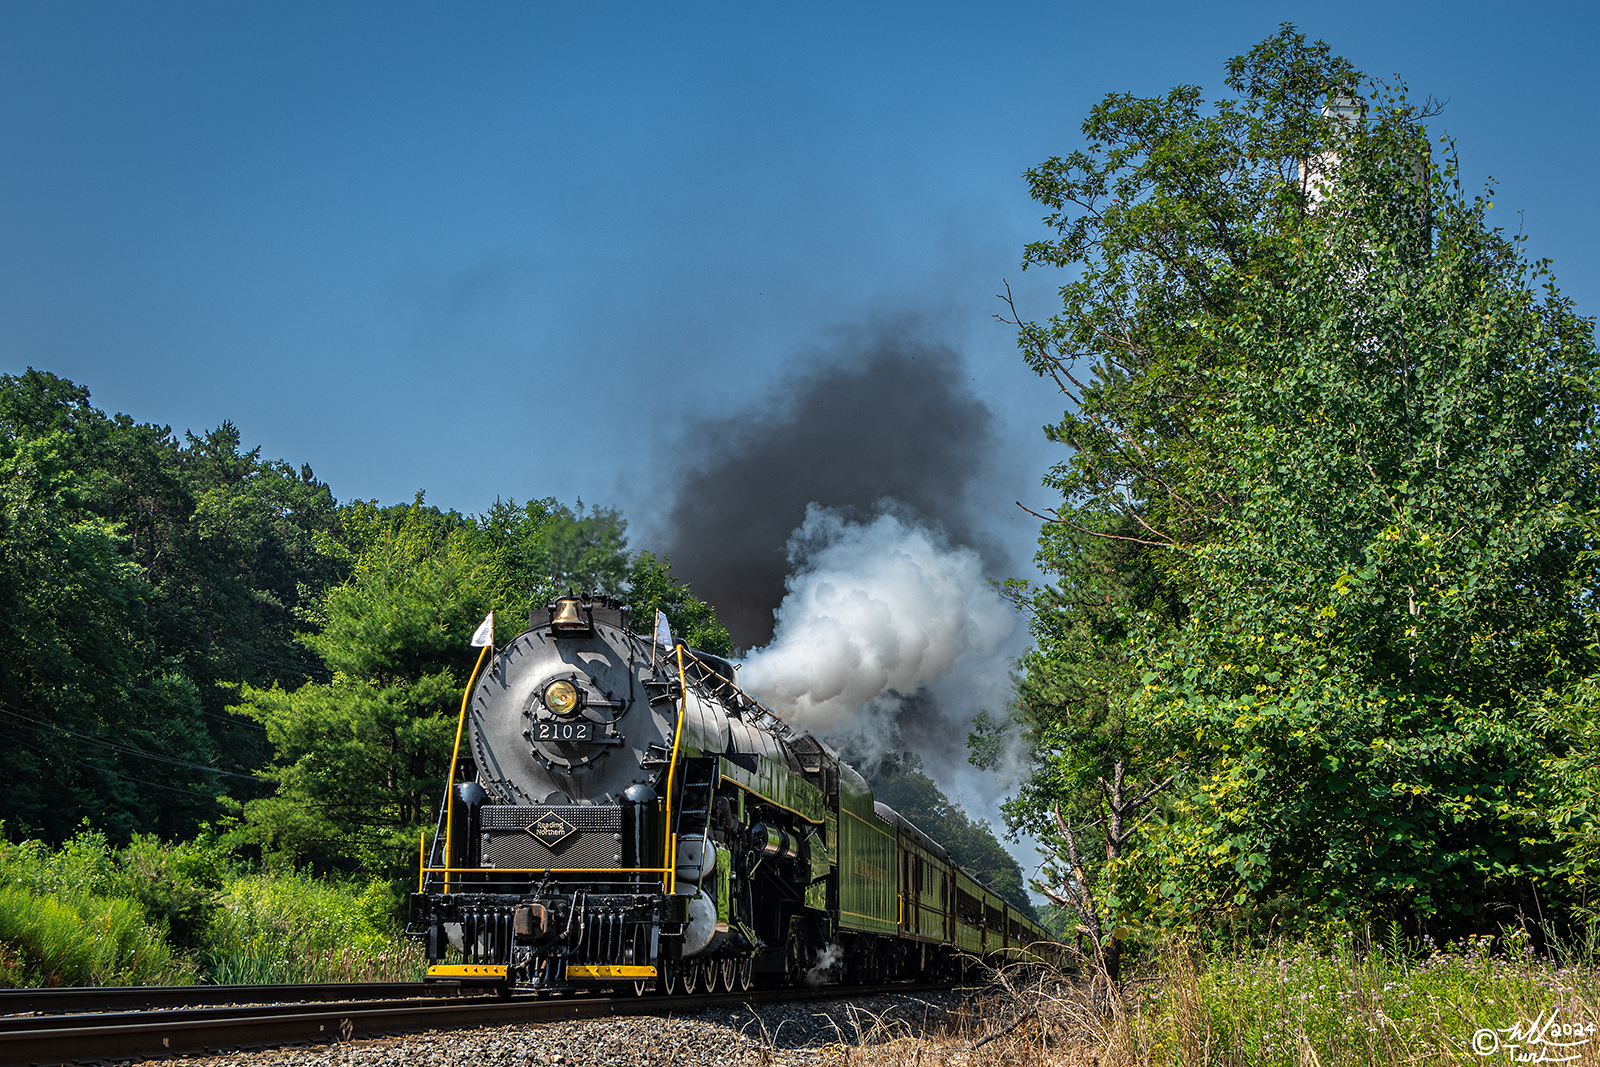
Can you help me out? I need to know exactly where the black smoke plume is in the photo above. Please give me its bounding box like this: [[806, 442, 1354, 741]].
[[658, 327, 1000, 649]]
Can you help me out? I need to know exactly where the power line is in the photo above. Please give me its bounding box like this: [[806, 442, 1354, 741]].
[[0, 608, 320, 714], [6, 734, 233, 802], [0, 701, 275, 783], [0, 702, 271, 782]]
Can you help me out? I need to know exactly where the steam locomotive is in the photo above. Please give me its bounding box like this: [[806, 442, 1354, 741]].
[[409, 594, 1053, 992]]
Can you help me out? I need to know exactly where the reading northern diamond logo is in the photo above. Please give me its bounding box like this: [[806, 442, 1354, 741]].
[[525, 813, 578, 851]]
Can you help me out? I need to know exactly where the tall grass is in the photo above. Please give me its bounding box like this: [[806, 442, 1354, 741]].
[[927, 930, 1600, 1066], [1122, 931, 1600, 1065], [0, 832, 198, 986], [774, 931, 1600, 1065], [0, 886, 194, 986], [202, 870, 425, 984], [0, 827, 423, 987]]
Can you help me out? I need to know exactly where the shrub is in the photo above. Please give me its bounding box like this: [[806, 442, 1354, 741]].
[[200, 870, 423, 983], [113, 831, 230, 953], [0, 825, 420, 987], [0, 886, 193, 987]]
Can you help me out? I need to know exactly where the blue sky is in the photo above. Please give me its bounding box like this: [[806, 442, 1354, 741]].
[[1, 0, 1594, 567]]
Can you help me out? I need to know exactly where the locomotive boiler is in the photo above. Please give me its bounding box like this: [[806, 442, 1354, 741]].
[[409, 594, 1051, 993]]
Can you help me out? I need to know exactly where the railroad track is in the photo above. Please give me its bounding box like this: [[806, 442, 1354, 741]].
[[0, 982, 445, 1015], [0, 981, 951, 1066]]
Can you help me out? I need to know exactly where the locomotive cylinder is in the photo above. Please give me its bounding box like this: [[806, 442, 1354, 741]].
[[749, 823, 798, 862]]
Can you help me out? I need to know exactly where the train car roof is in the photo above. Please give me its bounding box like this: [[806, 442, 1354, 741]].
[[872, 800, 951, 864]]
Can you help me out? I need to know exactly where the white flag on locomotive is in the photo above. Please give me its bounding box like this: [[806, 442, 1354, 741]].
[[470, 612, 495, 648], [654, 610, 673, 650]]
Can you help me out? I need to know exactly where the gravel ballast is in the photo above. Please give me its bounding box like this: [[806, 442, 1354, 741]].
[[123, 989, 977, 1067]]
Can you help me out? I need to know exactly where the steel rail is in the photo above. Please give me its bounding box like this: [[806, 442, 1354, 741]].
[[0, 982, 447, 1016], [0, 995, 497, 1031], [0, 981, 952, 1066]]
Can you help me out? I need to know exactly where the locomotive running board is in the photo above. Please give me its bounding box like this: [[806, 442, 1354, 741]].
[[566, 965, 658, 979], [426, 964, 508, 980]]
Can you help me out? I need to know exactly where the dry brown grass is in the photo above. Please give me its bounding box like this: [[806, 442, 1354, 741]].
[[756, 935, 1600, 1066]]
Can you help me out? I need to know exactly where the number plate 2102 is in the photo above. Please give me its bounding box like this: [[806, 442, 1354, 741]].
[[536, 722, 596, 743]]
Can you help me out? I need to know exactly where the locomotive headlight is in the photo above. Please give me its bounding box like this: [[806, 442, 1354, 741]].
[[543, 680, 580, 716]]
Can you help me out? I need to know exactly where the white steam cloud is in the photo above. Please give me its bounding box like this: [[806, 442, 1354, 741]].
[[738, 504, 1015, 731]]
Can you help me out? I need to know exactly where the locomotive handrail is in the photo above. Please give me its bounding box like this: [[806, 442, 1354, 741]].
[[677, 647, 790, 736], [663, 643, 690, 894], [442, 642, 493, 893], [420, 783, 450, 896], [714, 772, 823, 825]]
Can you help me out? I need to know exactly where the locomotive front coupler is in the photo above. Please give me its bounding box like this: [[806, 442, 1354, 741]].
[[518, 891, 688, 987]]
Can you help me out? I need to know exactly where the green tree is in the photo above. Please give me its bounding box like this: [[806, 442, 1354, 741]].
[[230, 501, 498, 870], [626, 552, 733, 656], [0, 369, 732, 858], [544, 502, 631, 597], [0, 432, 172, 840], [1000, 27, 1598, 939], [488, 501, 732, 653], [0, 370, 342, 841], [470, 496, 561, 617], [463, 498, 730, 652]]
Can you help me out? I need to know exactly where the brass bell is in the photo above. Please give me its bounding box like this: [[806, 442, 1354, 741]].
[[550, 596, 588, 632]]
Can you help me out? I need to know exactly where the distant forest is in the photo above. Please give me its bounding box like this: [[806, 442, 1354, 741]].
[[0, 368, 1033, 912]]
